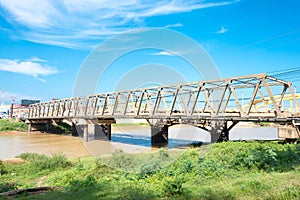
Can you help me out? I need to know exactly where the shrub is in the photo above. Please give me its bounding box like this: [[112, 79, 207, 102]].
[[200, 142, 300, 172], [119, 184, 156, 200], [48, 169, 99, 192], [0, 182, 17, 193], [250, 147, 278, 171], [67, 174, 98, 191], [17, 152, 46, 161], [162, 176, 184, 195], [0, 119, 28, 132], [47, 169, 78, 187], [17, 152, 72, 172], [93, 158, 115, 176], [50, 153, 71, 168], [0, 160, 6, 175], [109, 149, 135, 171], [195, 158, 226, 178], [158, 148, 169, 160], [139, 158, 161, 178]]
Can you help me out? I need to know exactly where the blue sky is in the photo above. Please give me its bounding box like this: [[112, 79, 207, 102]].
[[0, 0, 300, 103]]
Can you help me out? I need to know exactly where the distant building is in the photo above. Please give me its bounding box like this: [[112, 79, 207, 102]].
[[21, 99, 40, 107], [0, 99, 40, 119], [0, 105, 10, 118], [11, 104, 28, 119]]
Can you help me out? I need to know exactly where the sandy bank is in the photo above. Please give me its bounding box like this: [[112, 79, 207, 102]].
[[0, 131, 45, 136]]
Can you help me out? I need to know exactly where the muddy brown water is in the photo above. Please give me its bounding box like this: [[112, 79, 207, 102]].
[[0, 133, 90, 159], [0, 125, 278, 159]]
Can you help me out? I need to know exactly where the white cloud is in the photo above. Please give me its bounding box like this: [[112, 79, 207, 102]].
[[151, 51, 176, 56], [163, 23, 183, 28], [0, 0, 239, 49], [0, 58, 59, 82], [26, 57, 47, 63], [216, 26, 228, 34], [0, 0, 58, 28]]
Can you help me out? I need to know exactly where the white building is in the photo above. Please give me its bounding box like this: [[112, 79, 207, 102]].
[[0, 105, 10, 118]]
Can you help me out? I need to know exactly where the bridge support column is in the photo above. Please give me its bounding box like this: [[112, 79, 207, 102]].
[[106, 124, 112, 140], [28, 123, 32, 132], [151, 125, 168, 147], [45, 122, 50, 132], [210, 121, 237, 143], [83, 124, 88, 142], [94, 124, 112, 140], [71, 123, 79, 137]]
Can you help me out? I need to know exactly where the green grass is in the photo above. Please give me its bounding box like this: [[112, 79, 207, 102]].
[[0, 119, 28, 132], [0, 142, 299, 199]]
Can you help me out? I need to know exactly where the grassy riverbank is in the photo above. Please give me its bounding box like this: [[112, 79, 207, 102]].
[[0, 141, 300, 199], [0, 119, 28, 132], [0, 119, 72, 134]]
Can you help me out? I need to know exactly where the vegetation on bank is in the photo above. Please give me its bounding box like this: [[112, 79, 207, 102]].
[[0, 141, 299, 199], [0, 119, 28, 132], [0, 119, 72, 134]]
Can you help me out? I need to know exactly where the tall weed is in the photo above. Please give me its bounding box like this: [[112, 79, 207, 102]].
[[0, 119, 28, 132], [0, 160, 6, 175], [17, 152, 72, 173], [199, 142, 300, 172]]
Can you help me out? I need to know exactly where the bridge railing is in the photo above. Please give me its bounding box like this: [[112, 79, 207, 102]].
[[28, 73, 300, 120]]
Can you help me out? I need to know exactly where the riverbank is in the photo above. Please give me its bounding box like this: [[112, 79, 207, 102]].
[[0, 131, 41, 136], [0, 141, 299, 199], [0, 119, 28, 132]]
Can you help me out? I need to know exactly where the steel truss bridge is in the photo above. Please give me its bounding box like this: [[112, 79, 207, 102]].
[[27, 73, 300, 146]]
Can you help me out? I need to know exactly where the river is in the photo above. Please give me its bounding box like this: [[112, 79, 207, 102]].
[[0, 125, 278, 159]]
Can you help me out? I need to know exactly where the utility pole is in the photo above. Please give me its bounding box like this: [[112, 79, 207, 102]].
[[10, 96, 16, 118]]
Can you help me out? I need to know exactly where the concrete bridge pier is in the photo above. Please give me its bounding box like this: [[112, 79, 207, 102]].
[[209, 121, 238, 143], [45, 122, 50, 132], [70, 122, 88, 141], [71, 122, 79, 137], [28, 123, 32, 132], [83, 124, 88, 142], [150, 125, 169, 147], [71, 119, 115, 142], [93, 124, 112, 140]]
